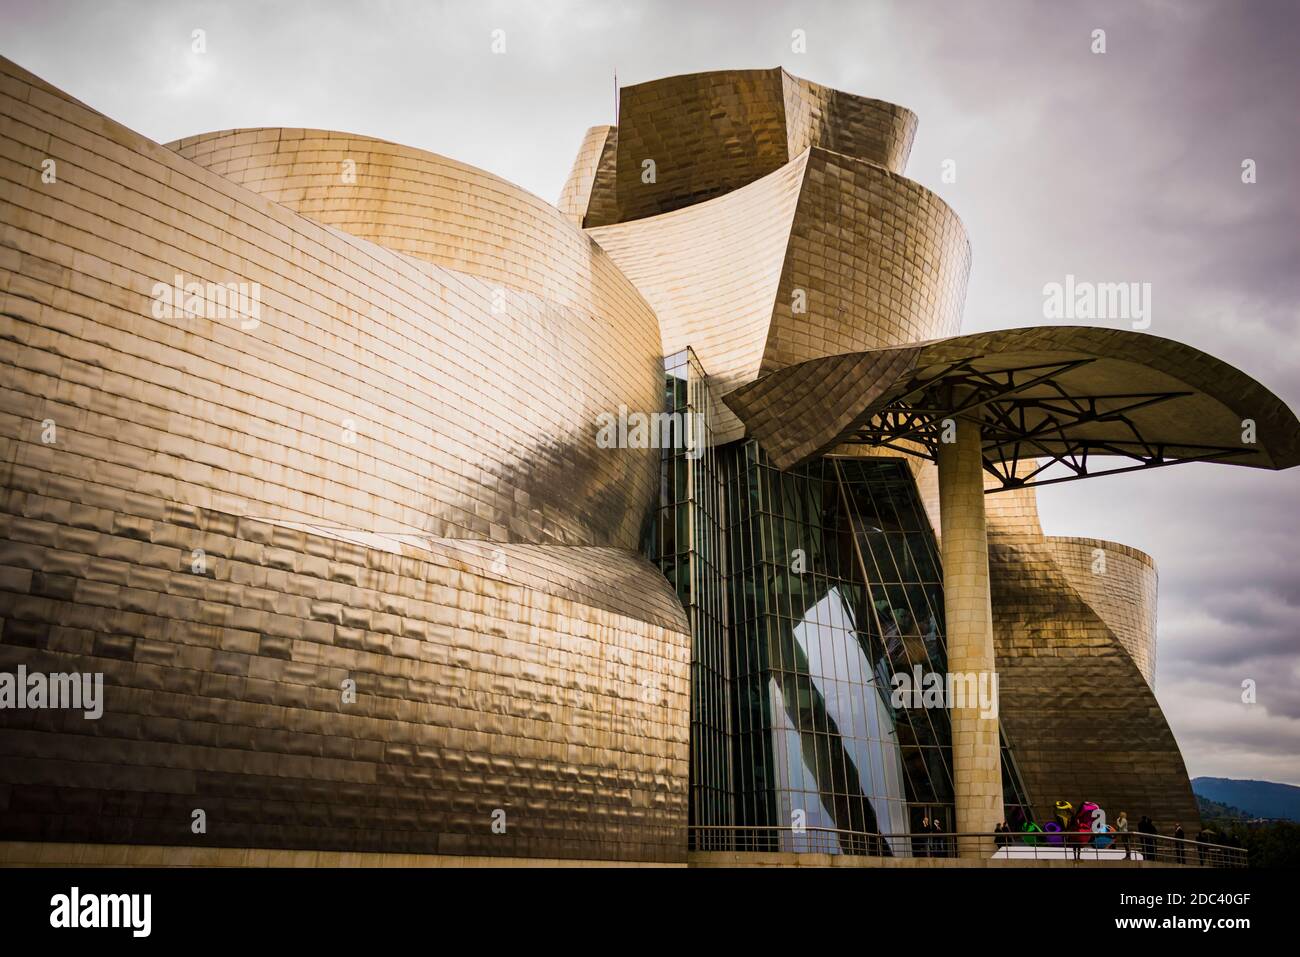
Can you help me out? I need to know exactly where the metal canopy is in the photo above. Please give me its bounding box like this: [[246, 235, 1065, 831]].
[[722, 327, 1300, 490], [844, 357, 1254, 491]]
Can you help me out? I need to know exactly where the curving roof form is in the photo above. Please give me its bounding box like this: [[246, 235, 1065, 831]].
[[169, 127, 646, 308], [782, 72, 916, 168], [557, 124, 617, 226], [588, 153, 809, 440], [762, 148, 969, 373], [983, 473, 1191, 824], [1048, 536, 1159, 685], [586, 67, 918, 226], [589, 146, 970, 441], [724, 325, 1300, 484], [989, 532, 1198, 828], [0, 54, 690, 863], [980, 469, 1160, 686], [37, 119, 666, 550]]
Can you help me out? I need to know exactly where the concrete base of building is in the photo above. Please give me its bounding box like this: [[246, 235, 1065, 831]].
[[688, 852, 1190, 868], [0, 842, 684, 868], [2, 841, 1204, 868]]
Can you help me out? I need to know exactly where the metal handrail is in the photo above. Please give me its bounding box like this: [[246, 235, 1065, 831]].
[[688, 825, 1248, 867]]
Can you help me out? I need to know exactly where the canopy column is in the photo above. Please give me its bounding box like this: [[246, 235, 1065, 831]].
[[937, 415, 1003, 856]]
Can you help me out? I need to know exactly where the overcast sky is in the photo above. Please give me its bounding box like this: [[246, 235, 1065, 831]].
[[3, 0, 1297, 787]]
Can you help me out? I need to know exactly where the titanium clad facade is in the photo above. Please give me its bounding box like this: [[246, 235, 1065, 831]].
[[588, 155, 810, 442], [1047, 537, 1159, 685], [984, 483, 1199, 828], [591, 67, 917, 225], [557, 124, 617, 226], [588, 146, 970, 444], [2, 56, 1282, 865], [0, 512, 691, 860], [0, 54, 690, 863]]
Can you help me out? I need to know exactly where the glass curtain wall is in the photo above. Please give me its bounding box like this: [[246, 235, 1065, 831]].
[[643, 350, 732, 846], [723, 446, 959, 855], [646, 365, 1036, 855]]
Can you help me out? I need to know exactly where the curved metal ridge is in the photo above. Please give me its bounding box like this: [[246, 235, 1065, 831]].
[[0, 54, 691, 863], [588, 146, 971, 442], [585, 66, 919, 225], [724, 326, 1300, 482]]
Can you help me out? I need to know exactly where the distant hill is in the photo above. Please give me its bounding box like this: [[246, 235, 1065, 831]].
[[1193, 778, 1300, 822], [1196, 794, 1248, 822]]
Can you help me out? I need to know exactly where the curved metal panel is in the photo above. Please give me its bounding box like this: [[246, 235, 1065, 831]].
[[781, 72, 917, 172], [594, 67, 917, 225], [590, 147, 970, 443], [558, 124, 617, 225], [0, 506, 691, 860], [0, 109, 667, 549], [761, 148, 970, 375], [725, 326, 1300, 472], [589, 153, 809, 440], [170, 126, 650, 310], [0, 54, 689, 862], [984, 475, 1194, 828], [988, 535, 1198, 830], [1047, 537, 1159, 685]]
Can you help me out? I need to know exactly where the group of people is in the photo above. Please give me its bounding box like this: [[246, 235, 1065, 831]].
[[1122, 817, 1224, 864], [992, 807, 1223, 863], [914, 813, 953, 857]]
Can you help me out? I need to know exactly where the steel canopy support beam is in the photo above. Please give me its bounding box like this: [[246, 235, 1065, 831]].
[[832, 359, 1241, 492]]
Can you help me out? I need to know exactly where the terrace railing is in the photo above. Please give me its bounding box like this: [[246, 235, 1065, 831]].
[[688, 825, 1247, 867]]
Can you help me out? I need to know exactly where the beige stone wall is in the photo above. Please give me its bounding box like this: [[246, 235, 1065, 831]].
[[937, 422, 1002, 848]]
